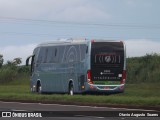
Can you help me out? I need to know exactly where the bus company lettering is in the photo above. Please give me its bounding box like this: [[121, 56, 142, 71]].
[[12, 112, 42, 118], [94, 76, 120, 80]]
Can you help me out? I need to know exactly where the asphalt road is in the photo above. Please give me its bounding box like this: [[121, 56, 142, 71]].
[[0, 101, 159, 120]]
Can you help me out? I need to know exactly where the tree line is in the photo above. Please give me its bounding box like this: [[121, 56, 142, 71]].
[[0, 54, 22, 67], [0, 53, 160, 84], [127, 53, 160, 83], [0, 54, 29, 83]]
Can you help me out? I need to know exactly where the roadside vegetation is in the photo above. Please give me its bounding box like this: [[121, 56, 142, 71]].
[[127, 53, 160, 83], [0, 57, 29, 84], [0, 54, 160, 107]]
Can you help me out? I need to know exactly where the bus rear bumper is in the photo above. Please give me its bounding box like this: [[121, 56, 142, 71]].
[[84, 84, 125, 94]]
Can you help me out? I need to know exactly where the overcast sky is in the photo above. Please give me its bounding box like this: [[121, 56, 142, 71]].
[[0, 0, 160, 64]]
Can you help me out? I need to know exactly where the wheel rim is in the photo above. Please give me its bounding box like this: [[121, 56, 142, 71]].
[[38, 85, 42, 93], [70, 86, 73, 95]]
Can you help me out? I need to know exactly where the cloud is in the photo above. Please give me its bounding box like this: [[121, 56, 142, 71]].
[[0, 0, 110, 22], [0, 43, 37, 65], [124, 0, 136, 7], [124, 0, 152, 8], [125, 39, 160, 57]]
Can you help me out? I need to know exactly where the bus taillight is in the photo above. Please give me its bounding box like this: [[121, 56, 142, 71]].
[[120, 70, 126, 84], [87, 70, 93, 84], [91, 40, 95, 43]]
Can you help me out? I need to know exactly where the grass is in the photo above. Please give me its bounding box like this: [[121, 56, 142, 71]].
[[0, 78, 160, 107], [0, 54, 160, 108]]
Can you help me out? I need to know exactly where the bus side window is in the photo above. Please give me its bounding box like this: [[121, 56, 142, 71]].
[[37, 48, 44, 63], [80, 45, 87, 61], [64, 45, 79, 63], [56, 47, 60, 63], [34, 48, 40, 64], [51, 47, 59, 63], [76, 45, 80, 62], [46, 47, 53, 63], [44, 48, 48, 63], [49, 47, 54, 63], [86, 46, 88, 54], [59, 46, 65, 63], [55, 48, 57, 57]]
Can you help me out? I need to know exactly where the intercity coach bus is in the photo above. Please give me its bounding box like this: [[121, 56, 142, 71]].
[[26, 38, 126, 95]]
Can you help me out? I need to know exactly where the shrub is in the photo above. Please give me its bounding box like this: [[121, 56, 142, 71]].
[[126, 53, 160, 83], [0, 64, 29, 84]]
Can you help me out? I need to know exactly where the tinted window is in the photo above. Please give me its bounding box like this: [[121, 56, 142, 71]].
[[37, 47, 46, 63], [46, 47, 54, 63], [33, 47, 39, 63], [53, 47, 59, 63], [80, 44, 87, 61], [63, 45, 80, 63], [91, 42, 124, 81], [43, 48, 48, 63], [91, 42, 124, 66], [59, 46, 66, 63]]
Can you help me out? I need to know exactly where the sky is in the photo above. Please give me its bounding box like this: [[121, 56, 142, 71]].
[[0, 0, 160, 64]]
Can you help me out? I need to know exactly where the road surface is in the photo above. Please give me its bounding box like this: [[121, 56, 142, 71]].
[[0, 101, 159, 120]]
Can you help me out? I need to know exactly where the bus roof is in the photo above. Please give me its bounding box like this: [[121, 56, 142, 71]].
[[37, 38, 88, 47], [37, 38, 124, 47]]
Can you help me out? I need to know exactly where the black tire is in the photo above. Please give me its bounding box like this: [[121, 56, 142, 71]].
[[37, 82, 42, 94], [69, 83, 74, 96]]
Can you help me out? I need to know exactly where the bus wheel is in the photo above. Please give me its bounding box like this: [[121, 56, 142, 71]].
[[37, 82, 42, 94], [69, 83, 74, 96]]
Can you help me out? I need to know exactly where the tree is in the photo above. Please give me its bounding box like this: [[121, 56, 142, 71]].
[[6, 58, 22, 66], [0, 54, 4, 67], [13, 58, 22, 65]]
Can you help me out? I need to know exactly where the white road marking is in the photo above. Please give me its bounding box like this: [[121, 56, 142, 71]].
[[74, 115, 86, 117], [11, 109, 27, 111], [96, 117, 105, 119]]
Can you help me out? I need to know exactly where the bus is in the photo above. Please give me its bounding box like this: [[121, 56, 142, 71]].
[[26, 38, 126, 95]]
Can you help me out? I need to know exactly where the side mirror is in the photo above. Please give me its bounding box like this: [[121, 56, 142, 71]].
[[26, 55, 34, 66]]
